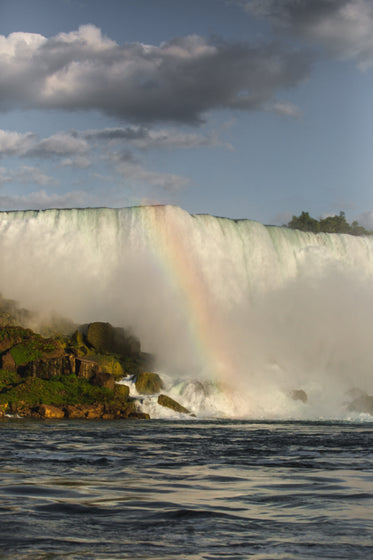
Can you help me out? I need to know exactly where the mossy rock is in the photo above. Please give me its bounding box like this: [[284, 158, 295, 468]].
[[85, 353, 124, 379], [10, 336, 64, 366], [289, 389, 308, 403], [135, 372, 163, 395], [68, 330, 91, 356], [0, 375, 114, 409], [0, 326, 33, 353], [85, 322, 141, 357], [157, 394, 190, 414], [348, 394, 373, 414], [86, 322, 115, 353], [114, 383, 130, 402], [91, 371, 115, 391]]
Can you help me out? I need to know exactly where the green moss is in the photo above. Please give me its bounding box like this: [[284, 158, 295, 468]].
[[0, 374, 114, 408], [0, 369, 20, 390], [10, 337, 58, 365], [0, 326, 32, 342], [85, 353, 124, 379], [135, 372, 163, 395]]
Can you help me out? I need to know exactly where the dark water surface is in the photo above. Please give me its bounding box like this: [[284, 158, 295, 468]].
[[0, 419, 372, 559]]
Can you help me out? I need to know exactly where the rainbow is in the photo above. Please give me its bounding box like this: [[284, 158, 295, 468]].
[[142, 205, 238, 387]]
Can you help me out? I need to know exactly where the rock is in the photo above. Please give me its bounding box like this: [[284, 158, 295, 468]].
[[135, 371, 163, 395], [114, 383, 130, 402], [0, 326, 32, 353], [86, 354, 124, 380], [86, 322, 115, 353], [64, 403, 104, 419], [127, 411, 150, 419], [157, 394, 190, 414], [64, 405, 87, 419], [290, 389, 308, 403], [1, 351, 17, 372], [75, 358, 100, 380], [19, 356, 74, 380], [86, 322, 141, 356], [91, 371, 115, 391], [348, 394, 373, 414], [38, 404, 65, 419], [0, 403, 8, 417]]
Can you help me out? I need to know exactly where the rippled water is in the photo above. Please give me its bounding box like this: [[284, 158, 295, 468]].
[[0, 419, 372, 559]]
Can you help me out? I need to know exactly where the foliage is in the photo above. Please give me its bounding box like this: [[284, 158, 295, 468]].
[[0, 326, 32, 342], [0, 369, 20, 390], [286, 211, 372, 235], [0, 374, 114, 408], [10, 337, 58, 365]]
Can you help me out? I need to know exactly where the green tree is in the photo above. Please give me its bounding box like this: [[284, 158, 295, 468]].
[[287, 211, 371, 235], [287, 211, 320, 232]]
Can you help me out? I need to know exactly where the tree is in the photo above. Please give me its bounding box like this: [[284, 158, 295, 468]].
[[287, 211, 320, 233], [286, 211, 371, 235]]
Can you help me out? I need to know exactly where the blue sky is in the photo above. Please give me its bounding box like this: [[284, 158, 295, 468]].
[[1, 0, 373, 225]]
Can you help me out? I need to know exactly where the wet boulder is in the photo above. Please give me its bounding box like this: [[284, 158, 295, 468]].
[[347, 393, 373, 414], [85, 322, 141, 356], [157, 394, 190, 414], [114, 383, 130, 402], [135, 371, 163, 395], [289, 389, 308, 403]]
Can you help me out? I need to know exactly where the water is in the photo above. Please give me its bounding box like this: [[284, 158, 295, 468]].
[[1, 205, 373, 417], [0, 419, 372, 559]]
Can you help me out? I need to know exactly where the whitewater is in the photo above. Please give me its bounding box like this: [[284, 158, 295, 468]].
[[0, 204, 372, 420]]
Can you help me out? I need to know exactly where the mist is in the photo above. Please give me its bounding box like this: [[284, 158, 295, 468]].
[[1, 205, 373, 419]]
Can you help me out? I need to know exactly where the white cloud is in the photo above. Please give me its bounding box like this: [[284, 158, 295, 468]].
[[270, 101, 301, 117], [60, 156, 91, 168], [115, 160, 189, 193], [0, 24, 311, 122], [0, 165, 56, 187], [27, 132, 89, 158], [0, 130, 36, 156]]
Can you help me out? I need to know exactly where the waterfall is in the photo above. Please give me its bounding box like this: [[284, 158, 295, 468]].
[[1, 205, 372, 418]]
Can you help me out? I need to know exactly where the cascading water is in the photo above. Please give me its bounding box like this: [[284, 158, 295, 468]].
[[0, 204, 372, 419]]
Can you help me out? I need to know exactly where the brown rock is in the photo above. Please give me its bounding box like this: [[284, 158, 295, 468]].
[[0, 327, 32, 353], [1, 351, 16, 372], [127, 411, 150, 419], [38, 404, 65, 419], [64, 403, 104, 419], [75, 358, 100, 380], [20, 356, 74, 379], [64, 405, 87, 419], [91, 371, 115, 391]]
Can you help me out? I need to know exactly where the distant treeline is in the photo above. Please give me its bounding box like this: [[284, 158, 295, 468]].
[[286, 211, 373, 235]]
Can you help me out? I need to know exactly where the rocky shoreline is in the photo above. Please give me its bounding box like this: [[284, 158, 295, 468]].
[[0, 318, 190, 420]]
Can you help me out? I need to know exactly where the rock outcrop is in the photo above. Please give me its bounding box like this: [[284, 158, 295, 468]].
[[135, 371, 163, 395], [157, 394, 190, 414], [0, 320, 154, 420], [290, 389, 308, 403]]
